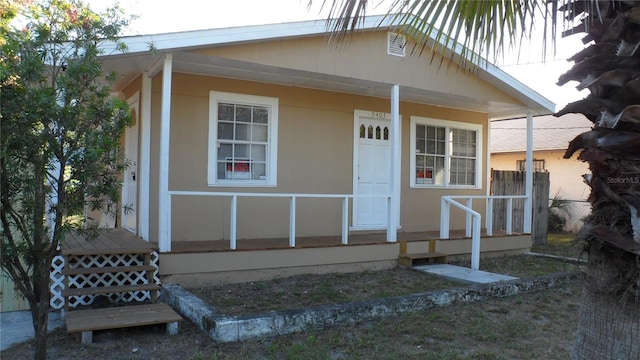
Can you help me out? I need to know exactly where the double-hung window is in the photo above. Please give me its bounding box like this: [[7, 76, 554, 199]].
[[208, 91, 278, 186], [410, 116, 482, 188]]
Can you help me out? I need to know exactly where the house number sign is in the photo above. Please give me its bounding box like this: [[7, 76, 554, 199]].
[[371, 111, 386, 119]]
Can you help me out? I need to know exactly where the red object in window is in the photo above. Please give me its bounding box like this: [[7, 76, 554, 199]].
[[227, 162, 250, 172], [417, 169, 432, 178]]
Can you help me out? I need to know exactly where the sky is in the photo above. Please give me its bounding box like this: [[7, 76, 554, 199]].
[[88, 0, 588, 112]]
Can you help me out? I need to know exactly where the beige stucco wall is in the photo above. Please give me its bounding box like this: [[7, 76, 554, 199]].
[[193, 31, 521, 106], [140, 72, 490, 242]]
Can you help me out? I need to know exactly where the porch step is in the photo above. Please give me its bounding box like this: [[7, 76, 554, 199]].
[[399, 252, 448, 267], [66, 303, 182, 345], [62, 265, 156, 276], [398, 240, 448, 267], [62, 284, 161, 298]]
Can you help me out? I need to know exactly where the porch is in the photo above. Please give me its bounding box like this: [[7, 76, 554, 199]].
[[156, 229, 531, 287], [158, 229, 519, 253]]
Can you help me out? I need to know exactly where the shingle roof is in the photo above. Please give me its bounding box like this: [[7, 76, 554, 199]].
[[490, 113, 592, 153]]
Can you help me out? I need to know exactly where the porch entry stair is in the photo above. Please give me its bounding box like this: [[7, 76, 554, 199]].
[[60, 229, 182, 345], [398, 239, 447, 267]]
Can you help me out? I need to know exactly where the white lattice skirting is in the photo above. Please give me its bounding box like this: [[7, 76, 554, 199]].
[[49, 252, 160, 310]]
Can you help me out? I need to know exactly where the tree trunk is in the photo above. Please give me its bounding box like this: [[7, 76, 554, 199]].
[[30, 272, 51, 360], [573, 245, 640, 359]]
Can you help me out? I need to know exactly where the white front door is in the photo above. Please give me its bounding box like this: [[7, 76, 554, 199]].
[[122, 95, 139, 233], [353, 111, 392, 229]]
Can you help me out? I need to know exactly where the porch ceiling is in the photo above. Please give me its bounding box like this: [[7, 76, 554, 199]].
[[103, 50, 547, 119]]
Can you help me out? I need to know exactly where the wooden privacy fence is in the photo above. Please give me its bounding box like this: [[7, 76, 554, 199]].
[[491, 170, 550, 245]]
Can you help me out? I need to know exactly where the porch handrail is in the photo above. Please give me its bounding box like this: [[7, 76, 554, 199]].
[[166, 191, 394, 252], [440, 195, 529, 270]]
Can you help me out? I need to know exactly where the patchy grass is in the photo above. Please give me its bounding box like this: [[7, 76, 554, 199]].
[[532, 232, 584, 259], [475, 254, 583, 278], [188, 267, 460, 317], [189, 254, 582, 317], [3, 282, 581, 360]]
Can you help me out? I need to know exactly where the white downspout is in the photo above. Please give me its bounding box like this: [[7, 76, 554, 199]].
[[158, 54, 173, 252], [387, 84, 400, 242], [139, 73, 152, 241], [524, 112, 533, 233]]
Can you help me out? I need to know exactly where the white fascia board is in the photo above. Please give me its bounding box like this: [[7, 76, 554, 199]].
[[101, 15, 395, 55], [482, 63, 555, 115]]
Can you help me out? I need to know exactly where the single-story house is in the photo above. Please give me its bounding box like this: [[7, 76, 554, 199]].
[[90, 16, 554, 286], [490, 114, 592, 232]]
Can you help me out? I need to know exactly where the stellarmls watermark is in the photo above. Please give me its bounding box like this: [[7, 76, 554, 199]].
[[607, 176, 640, 184]]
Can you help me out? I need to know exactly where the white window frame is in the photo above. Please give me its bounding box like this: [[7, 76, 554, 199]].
[[208, 91, 278, 187], [410, 116, 482, 189]]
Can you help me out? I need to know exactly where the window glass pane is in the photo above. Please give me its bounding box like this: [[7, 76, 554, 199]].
[[252, 163, 266, 180], [416, 125, 426, 139], [433, 156, 445, 185], [426, 126, 435, 140], [383, 127, 389, 140], [234, 144, 249, 158], [360, 125, 365, 138], [218, 122, 234, 140], [253, 107, 268, 124], [252, 124, 268, 142], [235, 123, 250, 141], [367, 125, 373, 139], [416, 139, 426, 154], [466, 171, 475, 185], [218, 103, 234, 121], [452, 129, 477, 157], [251, 144, 266, 162], [217, 143, 232, 160], [236, 105, 251, 122], [376, 126, 381, 139], [427, 140, 436, 154], [437, 127, 445, 140], [217, 162, 227, 179]]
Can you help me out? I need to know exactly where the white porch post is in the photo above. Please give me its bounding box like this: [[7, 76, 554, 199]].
[[158, 54, 173, 252], [139, 73, 152, 241], [387, 84, 401, 242], [523, 112, 533, 233]]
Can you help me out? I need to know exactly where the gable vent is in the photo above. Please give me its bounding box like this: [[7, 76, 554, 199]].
[[387, 32, 406, 57]]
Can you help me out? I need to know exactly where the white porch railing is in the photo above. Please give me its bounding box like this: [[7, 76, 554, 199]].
[[440, 195, 529, 270], [166, 191, 394, 252]]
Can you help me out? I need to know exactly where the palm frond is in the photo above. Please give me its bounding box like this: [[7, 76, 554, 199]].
[[316, 0, 569, 70]]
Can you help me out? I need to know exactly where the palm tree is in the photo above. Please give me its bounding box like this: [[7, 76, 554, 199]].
[[321, 1, 640, 358]]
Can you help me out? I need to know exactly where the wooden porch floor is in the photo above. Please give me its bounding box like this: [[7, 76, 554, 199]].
[[157, 229, 516, 254], [61, 229, 157, 255]]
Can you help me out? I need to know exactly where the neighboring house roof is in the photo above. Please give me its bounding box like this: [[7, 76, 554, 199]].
[[490, 113, 593, 153], [100, 15, 554, 118]]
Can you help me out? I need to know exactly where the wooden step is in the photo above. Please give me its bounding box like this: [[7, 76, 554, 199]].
[[62, 265, 156, 276], [66, 303, 183, 344], [398, 252, 448, 267], [62, 284, 160, 298]]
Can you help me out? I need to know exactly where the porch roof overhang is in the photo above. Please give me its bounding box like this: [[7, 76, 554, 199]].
[[100, 15, 555, 119]]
